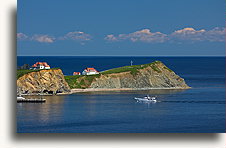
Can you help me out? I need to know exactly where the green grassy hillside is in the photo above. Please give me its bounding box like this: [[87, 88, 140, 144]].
[[64, 61, 172, 89]]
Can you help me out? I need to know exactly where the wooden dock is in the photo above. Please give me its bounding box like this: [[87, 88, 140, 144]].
[[17, 98, 46, 103]]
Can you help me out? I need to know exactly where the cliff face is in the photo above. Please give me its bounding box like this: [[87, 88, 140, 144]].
[[87, 62, 189, 89], [17, 61, 189, 94], [17, 69, 71, 95]]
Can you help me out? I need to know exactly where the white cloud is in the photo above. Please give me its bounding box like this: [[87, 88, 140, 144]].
[[170, 27, 206, 42], [104, 34, 118, 41], [17, 27, 225, 44], [170, 27, 225, 42], [60, 31, 92, 42], [105, 29, 168, 43], [105, 27, 225, 43], [17, 33, 29, 40], [17, 31, 92, 43], [204, 27, 225, 42], [17, 33, 55, 43], [31, 35, 55, 43]]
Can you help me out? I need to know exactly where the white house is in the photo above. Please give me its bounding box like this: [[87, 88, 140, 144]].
[[32, 62, 51, 69], [82, 68, 99, 75]]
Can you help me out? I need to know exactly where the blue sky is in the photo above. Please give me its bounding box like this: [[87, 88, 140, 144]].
[[17, 0, 225, 56]]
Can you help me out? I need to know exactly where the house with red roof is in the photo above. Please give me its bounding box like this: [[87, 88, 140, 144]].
[[73, 72, 81, 75], [82, 67, 99, 75], [31, 62, 51, 70]]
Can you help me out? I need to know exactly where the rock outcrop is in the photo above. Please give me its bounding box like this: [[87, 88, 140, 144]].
[[17, 69, 71, 95], [17, 61, 190, 95], [76, 61, 189, 89]]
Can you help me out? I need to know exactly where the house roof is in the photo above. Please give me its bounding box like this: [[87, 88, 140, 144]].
[[84, 67, 98, 72], [32, 64, 37, 67], [73, 72, 81, 74], [32, 62, 50, 67]]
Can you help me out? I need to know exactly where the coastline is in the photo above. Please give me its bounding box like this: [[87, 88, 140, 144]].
[[17, 60, 191, 96], [71, 87, 191, 93], [19, 87, 191, 96]]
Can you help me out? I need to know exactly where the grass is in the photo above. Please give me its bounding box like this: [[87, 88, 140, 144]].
[[17, 69, 42, 79], [64, 61, 166, 89], [163, 66, 173, 72], [64, 74, 101, 89], [17, 68, 60, 79], [64, 75, 83, 88], [101, 60, 163, 75], [18, 61, 170, 89]]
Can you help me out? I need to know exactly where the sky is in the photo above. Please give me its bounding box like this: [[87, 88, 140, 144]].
[[17, 0, 225, 56]]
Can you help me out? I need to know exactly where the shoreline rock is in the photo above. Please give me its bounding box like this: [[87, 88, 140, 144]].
[[17, 61, 190, 96], [17, 69, 71, 95], [18, 87, 191, 96], [77, 61, 190, 89], [71, 87, 191, 93]]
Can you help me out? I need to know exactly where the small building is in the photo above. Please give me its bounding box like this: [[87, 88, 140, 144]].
[[32, 62, 50, 70], [73, 72, 81, 75], [82, 68, 99, 75]]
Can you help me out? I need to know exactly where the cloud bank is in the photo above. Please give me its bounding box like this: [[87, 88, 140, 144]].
[[170, 27, 225, 42], [17, 33, 29, 40], [17, 33, 55, 43], [60, 31, 92, 42], [105, 27, 225, 43], [17, 31, 92, 43], [31, 35, 55, 43], [105, 29, 168, 43], [17, 27, 225, 44]]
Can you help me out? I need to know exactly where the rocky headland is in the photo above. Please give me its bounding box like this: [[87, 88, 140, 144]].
[[17, 69, 71, 95], [17, 61, 190, 95], [66, 61, 190, 91]]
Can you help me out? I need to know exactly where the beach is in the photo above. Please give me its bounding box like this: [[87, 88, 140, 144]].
[[71, 87, 191, 93], [19, 87, 191, 96]]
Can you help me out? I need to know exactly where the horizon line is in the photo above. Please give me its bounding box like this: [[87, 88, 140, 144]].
[[17, 55, 226, 57]]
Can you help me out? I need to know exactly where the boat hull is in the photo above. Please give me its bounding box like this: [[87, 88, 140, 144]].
[[134, 97, 157, 102], [17, 98, 46, 103]]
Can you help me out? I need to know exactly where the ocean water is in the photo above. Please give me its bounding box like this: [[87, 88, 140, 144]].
[[17, 56, 225, 133]]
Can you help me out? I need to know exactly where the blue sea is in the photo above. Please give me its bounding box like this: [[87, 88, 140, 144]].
[[17, 56, 225, 133]]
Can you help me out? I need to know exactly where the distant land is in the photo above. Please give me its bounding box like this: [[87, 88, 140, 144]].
[[17, 61, 190, 95]]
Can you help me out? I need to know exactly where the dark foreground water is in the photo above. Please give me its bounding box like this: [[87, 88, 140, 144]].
[[17, 56, 225, 133]]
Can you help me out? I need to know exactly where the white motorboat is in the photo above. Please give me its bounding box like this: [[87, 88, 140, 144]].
[[17, 96, 26, 100], [134, 95, 157, 103], [17, 95, 46, 103]]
